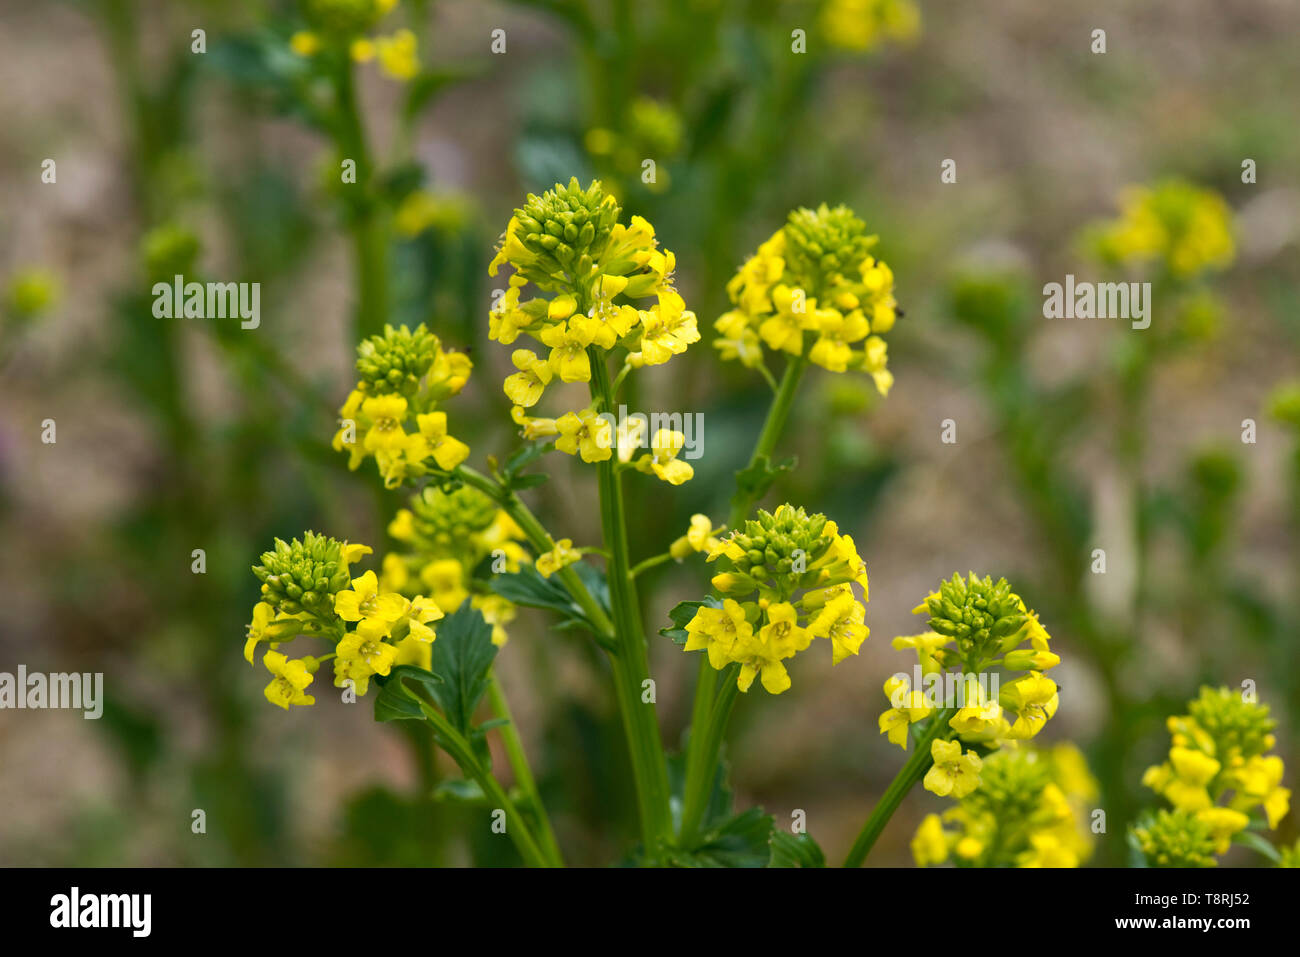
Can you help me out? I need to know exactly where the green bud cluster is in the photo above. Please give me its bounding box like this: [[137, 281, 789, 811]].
[[513, 178, 621, 287], [1186, 687, 1276, 761], [356, 323, 440, 397], [783, 204, 878, 295], [409, 485, 498, 553], [726, 506, 832, 596], [302, 0, 387, 36], [1132, 809, 1218, 868], [925, 573, 1028, 662], [962, 750, 1052, 822], [253, 531, 351, 617]]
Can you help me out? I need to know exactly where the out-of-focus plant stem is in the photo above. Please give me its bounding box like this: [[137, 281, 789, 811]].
[[489, 672, 564, 866]]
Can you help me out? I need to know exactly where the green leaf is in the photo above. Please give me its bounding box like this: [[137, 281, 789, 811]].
[[731, 454, 796, 520], [427, 602, 499, 737], [768, 830, 825, 868], [489, 561, 610, 635], [659, 596, 723, 645], [373, 665, 444, 723], [682, 808, 775, 868], [500, 441, 555, 488]]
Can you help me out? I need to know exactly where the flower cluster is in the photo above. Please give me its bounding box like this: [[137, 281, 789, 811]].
[[879, 573, 1062, 758], [1089, 179, 1235, 278], [1135, 686, 1290, 865], [912, 743, 1097, 868], [383, 484, 530, 646], [332, 323, 472, 488], [291, 0, 419, 82], [247, 532, 446, 707], [820, 0, 921, 53], [490, 178, 700, 480], [715, 203, 900, 394], [682, 504, 869, 694]]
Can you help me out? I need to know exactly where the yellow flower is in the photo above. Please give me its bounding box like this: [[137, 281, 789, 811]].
[[290, 31, 321, 56], [878, 675, 932, 749], [1018, 831, 1078, 868], [637, 428, 693, 484], [1000, 672, 1059, 739], [503, 349, 552, 407], [375, 28, 418, 81], [670, 513, 721, 560], [1195, 807, 1250, 855], [331, 620, 396, 696], [244, 602, 302, 664], [732, 603, 807, 694], [1164, 746, 1221, 811], [808, 307, 869, 372], [949, 677, 1003, 736], [392, 633, 431, 670], [555, 408, 613, 463], [404, 594, 444, 642], [637, 288, 699, 365], [473, 593, 516, 647], [684, 598, 753, 670], [420, 559, 468, 611], [334, 569, 410, 624], [759, 285, 814, 354], [924, 738, 983, 798], [1229, 755, 1290, 828], [409, 411, 470, 471], [350, 37, 375, 62], [808, 591, 868, 664], [361, 394, 408, 453], [539, 318, 599, 382], [263, 650, 315, 709], [536, 539, 579, 578], [911, 814, 949, 867], [890, 632, 950, 675]]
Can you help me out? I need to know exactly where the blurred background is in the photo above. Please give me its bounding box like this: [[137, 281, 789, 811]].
[[2, 0, 1298, 866]]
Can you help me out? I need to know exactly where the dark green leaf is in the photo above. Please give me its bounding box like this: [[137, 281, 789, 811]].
[[427, 603, 499, 736], [731, 454, 796, 520], [373, 665, 444, 723], [769, 830, 825, 868]]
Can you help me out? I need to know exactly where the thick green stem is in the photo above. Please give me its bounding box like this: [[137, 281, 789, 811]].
[[843, 707, 957, 868], [415, 698, 552, 868], [488, 671, 564, 866], [678, 664, 740, 845], [589, 350, 673, 856]]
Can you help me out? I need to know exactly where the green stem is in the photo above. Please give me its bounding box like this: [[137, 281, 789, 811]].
[[728, 356, 808, 528], [455, 464, 617, 650], [488, 671, 564, 866], [628, 551, 674, 579], [843, 707, 957, 868], [589, 349, 673, 856], [414, 697, 552, 868], [676, 356, 809, 846], [678, 663, 740, 846], [334, 53, 388, 340]]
